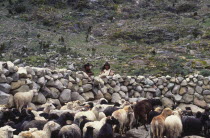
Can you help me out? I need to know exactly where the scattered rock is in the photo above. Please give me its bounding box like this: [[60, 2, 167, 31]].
[[0, 83, 11, 93], [178, 103, 204, 113], [32, 92, 46, 104], [0, 91, 10, 105], [182, 94, 194, 103], [111, 93, 121, 103], [83, 84, 92, 92], [161, 97, 174, 108], [71, 92, 85, 102], [82, 92, 94, 100], [59, 89, 71, 104]]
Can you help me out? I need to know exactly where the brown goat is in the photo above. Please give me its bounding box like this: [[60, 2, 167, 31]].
[[133, 99, 162, 131], [150, 108, 173, 138]]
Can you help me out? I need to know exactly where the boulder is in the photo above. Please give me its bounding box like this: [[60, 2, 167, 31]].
[[54, 80, 65, 91], [83, 84, 92, 92], [179, 87, 187, 95], [182, 94, 194, 103], [204, 77, 210, 85], [0, 83, 11, 93], [101, 86, 108, 94], [103, 92, 112, 101], [0, 74, 7, 83], [0, 91, 10, 105], [178, 103, 204, 113], [32, 93, 46, 104], [204, 95, 210, 103], [111, 93, 121, 103], [59, 89, 71, 104], [71, 92, 85, 102], [136, 86, 143, 92], [161, 97, 174, 108], [203, 90, 210, 95], [17, 67, 27, 78], [125, 125, 150, 138], [6, 61, 16, 73], [167, 83, 174, 89], [11, 73, 19, 81], [37, 77, 46, 85], [114, 85, 121, 92], [119, 91, 126, 98], [95, 90, 104, 99], [12, 84, 30, 94], [60, 79, 69, 87], [11, 80, 25, 90], [144, 88, 156, 93], [146, 92, 154, 99], [48, 87, 60, 99], [187, 86, 194, 94], [194, 96, 207, 108], [195, 86, 203, 94], [181, 80, 188, 86], [155, 89, 162, 97], [82, 92, 94, 101], [144, 78, 154, 86], [67, 82, 73, 89], [120, 86, 128, 92], [174, 94, 182, 102], [172, 85, 180, 94]]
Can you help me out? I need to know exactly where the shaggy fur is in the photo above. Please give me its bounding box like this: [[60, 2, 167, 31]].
[[150, 108, 173, 138], [112, 105, 133, 135], [14, 90, 38, 112], [165, 110, 183, 138]]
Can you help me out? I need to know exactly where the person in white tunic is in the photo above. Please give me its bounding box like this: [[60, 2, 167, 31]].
[[99, 62, 114, 78]]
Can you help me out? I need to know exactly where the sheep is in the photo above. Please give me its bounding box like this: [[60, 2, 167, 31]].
[[31, 103, 55, 120], [97, 98, 108, 105], [134, 99, 162, 130], [0, 125, 16, 138], [111, 105, 133, 135], [14, 89, 38, 112], [83, 117, 107, 138], [150, 108, 173, 138], [103, 103, 121, 116], [79, 116, 92, 136], [148, 107, 162, 124], [22, 120, 47, 131], [97, 116, 119, 138], [165, 109, 183, 138], [74, 105, 104, 121], [60, 100, 82, 110], [17, 128, 38, 138], [182, 111, 205, 136], [23, 121, 60, 138], [58, 124, 81, 138], [50, 112, 75, 138], [84, 126, 95, 138]]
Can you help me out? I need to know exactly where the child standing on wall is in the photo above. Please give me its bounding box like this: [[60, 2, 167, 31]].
[[99, 62, 114, 78]]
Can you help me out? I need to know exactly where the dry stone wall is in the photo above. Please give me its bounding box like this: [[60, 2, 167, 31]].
[[0, 61, 209, 112]]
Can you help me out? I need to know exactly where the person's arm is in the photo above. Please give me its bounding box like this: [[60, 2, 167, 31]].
[[109, 70, 114, 76]]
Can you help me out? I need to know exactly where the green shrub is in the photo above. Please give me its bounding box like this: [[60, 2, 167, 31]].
[[200, 69, 210, 77]]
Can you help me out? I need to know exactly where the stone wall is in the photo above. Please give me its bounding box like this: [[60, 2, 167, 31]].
[[0, 61, 209, 112]]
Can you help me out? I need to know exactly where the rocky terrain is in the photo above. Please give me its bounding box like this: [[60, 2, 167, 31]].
[[1, 61, 210, 137], [0, 0, 210, 76], [1, 61, 210, 113]]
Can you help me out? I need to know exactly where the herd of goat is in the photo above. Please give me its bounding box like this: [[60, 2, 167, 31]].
[[0, 97, 210, 138]]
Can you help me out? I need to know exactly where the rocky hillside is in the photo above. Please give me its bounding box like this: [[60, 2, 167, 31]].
[[0, 0, 210, 76]]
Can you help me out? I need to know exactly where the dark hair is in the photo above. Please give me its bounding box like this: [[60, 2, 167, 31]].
[[101, 62, 110, 71], [83, 63, 92, 69]]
